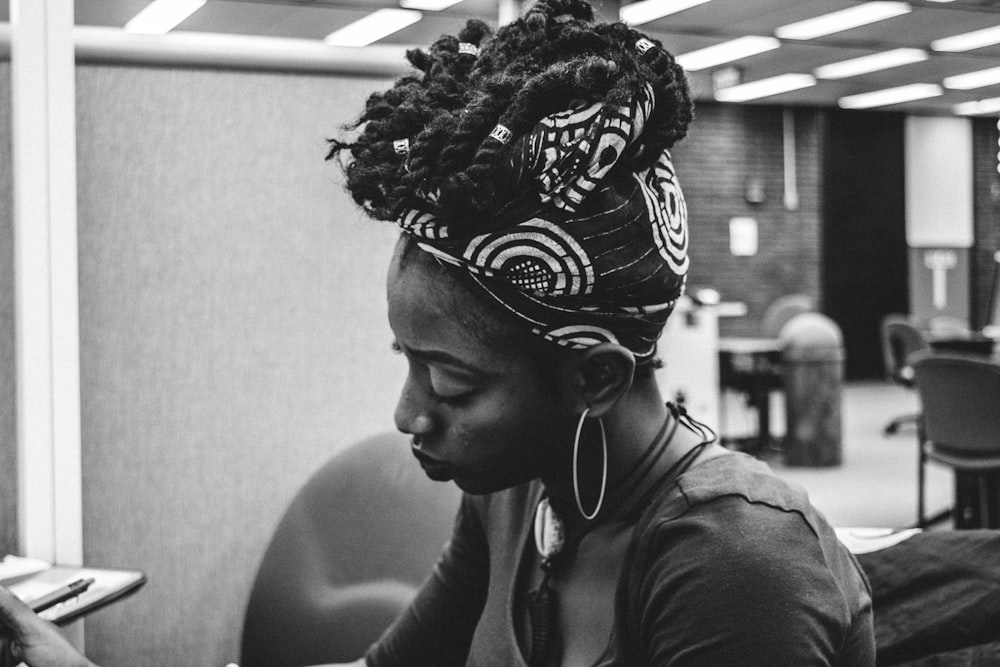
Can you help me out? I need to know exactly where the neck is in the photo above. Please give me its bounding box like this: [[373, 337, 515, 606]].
[[541, 374, 674, 524]]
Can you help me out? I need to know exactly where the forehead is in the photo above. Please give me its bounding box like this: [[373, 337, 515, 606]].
[[386, 243, 504, 365]]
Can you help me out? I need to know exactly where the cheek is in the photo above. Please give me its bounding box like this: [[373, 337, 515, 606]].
[[452, 421, 476, 450], [446, 379, 568, 462]]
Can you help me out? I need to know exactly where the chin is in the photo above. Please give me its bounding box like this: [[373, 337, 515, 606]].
[[421, 467, 455, 483], [451, 472, 533, 496], [449, 476, 492, 495]]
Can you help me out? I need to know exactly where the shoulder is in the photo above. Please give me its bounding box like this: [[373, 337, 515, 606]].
[[620, 452, 873, 663], [674, 450, 815, 522], [647, 450, 831, 545], [633, 453, 832, 587], [635, 452, 863, 585]]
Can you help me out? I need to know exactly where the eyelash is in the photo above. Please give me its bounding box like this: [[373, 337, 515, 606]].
[[430, 387, 472, 407], [391, 340, 472, 406]]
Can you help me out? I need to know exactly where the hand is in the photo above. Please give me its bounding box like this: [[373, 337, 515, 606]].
[[0, 585, 94, 667]]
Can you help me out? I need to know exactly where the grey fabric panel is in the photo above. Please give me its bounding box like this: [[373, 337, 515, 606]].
[[76, 64, 406, 665], [0, 63, 17, 557]]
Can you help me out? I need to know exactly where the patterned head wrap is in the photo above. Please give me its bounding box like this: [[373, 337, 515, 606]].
[[396, 82, 689, 361]]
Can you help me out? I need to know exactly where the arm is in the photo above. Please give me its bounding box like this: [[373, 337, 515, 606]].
[[364, 494, 490, 667], [0, 586, 98, 667]]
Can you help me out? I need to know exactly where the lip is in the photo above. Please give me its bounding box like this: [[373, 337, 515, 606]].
[[410, 447, 454, 481]]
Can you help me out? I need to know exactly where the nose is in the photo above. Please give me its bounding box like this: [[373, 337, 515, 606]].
[[393, 375, 435, 439]]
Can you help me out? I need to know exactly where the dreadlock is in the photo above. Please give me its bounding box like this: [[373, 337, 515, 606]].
[[327, 0, 693, 233]]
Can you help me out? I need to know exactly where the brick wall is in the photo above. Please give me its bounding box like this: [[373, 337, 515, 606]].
[[972, 117, 1000, 329], [672, 103, 823, 337]]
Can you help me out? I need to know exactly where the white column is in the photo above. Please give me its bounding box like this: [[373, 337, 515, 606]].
[[498, 0, 523, 25], [10, 0, 83, 566]]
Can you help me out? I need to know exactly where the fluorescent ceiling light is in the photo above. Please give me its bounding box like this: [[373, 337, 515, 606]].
[[620, 0, 712, 26], [125, 0, 207, 35], [838, 83, 942, 109], [715, 73, 816, 102], [775, 2, 911, 41], [944, 66, 1000, 90], [400, 0, 463, 9], [676, 36, 780, 72], [953, 97, 1000, 116], [932, 25, 1000, 53], [814, 48, 927, 80], [324, 9, 422, 47]]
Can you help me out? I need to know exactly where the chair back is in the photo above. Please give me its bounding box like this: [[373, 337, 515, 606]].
[[761, 294, 814, 339], [880, 314, 928, 385], [241, 431, 462, 667], [911, 354, 1000, 456]]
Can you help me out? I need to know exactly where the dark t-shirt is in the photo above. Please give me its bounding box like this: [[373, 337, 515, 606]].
[[366, 452, 875, 666]]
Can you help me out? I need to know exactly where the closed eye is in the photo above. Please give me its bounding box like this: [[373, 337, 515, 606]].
[[429, 386, 474, 407]]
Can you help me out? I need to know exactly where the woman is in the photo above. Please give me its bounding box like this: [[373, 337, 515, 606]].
[[0, 1, 874, 665]]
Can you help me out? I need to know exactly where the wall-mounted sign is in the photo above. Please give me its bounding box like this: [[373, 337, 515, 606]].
[[729, 217, 758, 257], [904, 117, 973, 248], [922, 249, 958, 310], [909, 247, 969, 322]]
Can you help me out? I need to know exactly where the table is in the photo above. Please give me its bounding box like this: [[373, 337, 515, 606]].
[[928, 333, 998, 358], [718, 337, 783, 455]]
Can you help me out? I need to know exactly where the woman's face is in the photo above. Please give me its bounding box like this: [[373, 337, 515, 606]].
[[387, 242, 574, 494]]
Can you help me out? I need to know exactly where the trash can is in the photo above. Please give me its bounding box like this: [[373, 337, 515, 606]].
[[779, 313, 845, 467]]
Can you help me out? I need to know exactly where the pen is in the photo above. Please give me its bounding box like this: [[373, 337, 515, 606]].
[[29, 578, 95, 614]]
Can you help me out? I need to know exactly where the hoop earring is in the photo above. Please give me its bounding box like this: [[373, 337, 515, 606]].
[[573, 407, 608, 521]]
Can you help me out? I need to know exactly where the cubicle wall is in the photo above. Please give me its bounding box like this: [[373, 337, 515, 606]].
[[75, 64, 405, 665], [0, 62, 17, 557]]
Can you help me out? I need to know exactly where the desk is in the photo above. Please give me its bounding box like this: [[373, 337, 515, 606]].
[[928, 333, 997, 358], [718, 337, 783, 455]]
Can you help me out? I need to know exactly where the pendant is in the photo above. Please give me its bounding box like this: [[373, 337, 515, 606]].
[[533, 496, 566, 562]]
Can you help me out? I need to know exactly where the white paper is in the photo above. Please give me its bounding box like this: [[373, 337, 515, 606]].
[[834, 527, 921, 555], [0, 555, 52, 584]]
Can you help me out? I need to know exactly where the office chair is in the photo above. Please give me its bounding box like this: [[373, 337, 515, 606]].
[[912, 353, 1000, 529], [880, 314, 929, 436], [240, 431, 462, 667], [760, 293, 814, 339]]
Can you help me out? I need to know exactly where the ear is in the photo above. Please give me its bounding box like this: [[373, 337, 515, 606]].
[[571, 343, 636, 417]]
